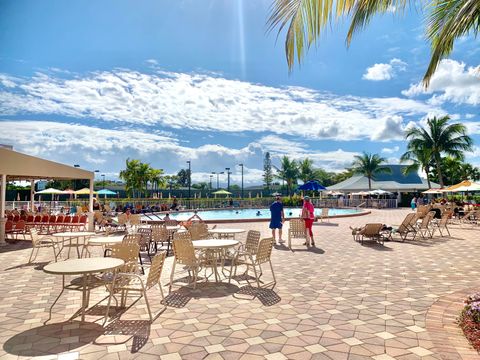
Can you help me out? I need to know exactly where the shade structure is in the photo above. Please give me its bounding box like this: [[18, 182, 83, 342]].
[[368, 189, 392, 195], [74, 188, 98, 195], [297, 180, 326, 191], [422, 188, 444, 194], [351, 191, 370, 196], [35, 188, 63, 195], [449, 183, 480, 192], [212, 189, 232, 195], [445, 180, 473, 191], [97, 189, 116, 196], [326, 190, 344, 196], [60, 188, 76, 195]]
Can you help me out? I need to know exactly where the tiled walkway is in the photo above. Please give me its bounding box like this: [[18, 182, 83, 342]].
[[0, 209, 479, 359]]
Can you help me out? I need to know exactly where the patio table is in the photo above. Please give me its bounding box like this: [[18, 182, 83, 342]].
[[44, 257, 124, 322], [86, 235, 124, 257], [193, 239, 239, 282], [208, 228, 246, 239], [52, 232, 96, 259]]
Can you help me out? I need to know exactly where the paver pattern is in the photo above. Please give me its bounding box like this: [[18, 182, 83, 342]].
[[0, 208, 479, 359]]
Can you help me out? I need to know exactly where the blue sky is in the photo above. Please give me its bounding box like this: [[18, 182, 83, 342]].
[[1, 0, 479, 186]]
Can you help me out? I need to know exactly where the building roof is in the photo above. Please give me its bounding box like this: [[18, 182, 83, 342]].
[[328, 165, 438, 192], [0, 148, 94, 181]]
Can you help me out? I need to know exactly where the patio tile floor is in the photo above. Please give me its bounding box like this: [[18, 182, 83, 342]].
[[0, 208, 479, 359]]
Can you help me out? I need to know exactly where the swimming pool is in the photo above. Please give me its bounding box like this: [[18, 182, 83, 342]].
[[141, 207, 364, 222]]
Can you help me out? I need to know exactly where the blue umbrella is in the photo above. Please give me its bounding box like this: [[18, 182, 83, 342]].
[[297, 180, 326, 191], [97, 189, 117, 198]]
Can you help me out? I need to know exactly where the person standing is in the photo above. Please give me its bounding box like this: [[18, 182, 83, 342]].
[[269, 195, 285, 244], [411, 196, 417, 211], [302, 196, 315, 246]]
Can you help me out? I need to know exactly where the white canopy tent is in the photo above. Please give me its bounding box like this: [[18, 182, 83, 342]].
[[0, 148, 94, 245]]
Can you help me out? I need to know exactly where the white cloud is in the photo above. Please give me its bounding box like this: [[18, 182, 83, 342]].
[[402, 59, 480, 105], [362, 58, 407, 81], [0, 68, 441, 142], [0, 120, 359, 183], [381, 146, 400, 154]]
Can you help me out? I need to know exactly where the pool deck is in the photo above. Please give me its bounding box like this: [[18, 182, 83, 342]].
[[0, 208, 479, 359]]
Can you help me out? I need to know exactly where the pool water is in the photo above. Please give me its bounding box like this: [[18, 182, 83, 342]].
[[142, 207, 362, 222]]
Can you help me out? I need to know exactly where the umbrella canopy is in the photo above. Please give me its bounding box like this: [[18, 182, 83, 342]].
[[449, 182, 480, 192], [369, 189, 392, 195], [422, 188, 444, 194], [74, 188, 98, 195], [351, 191, 370, 196], [60, 188, 75, 194], [97, 189, 117, 195], [445, 180, 473, 191], [271, 192, 282, 196], [297, 180, 326, 191], [212, 189, 232, 195], [35, 188, 63, 194], [326, 190, 344, 196]]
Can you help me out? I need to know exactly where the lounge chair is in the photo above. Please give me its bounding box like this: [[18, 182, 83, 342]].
[[417, 211, 435, 239], [356, 223, 384, 245], [395, 213, 418, 241], [433, 212, 451, 237], [287, 219, 307, 248]]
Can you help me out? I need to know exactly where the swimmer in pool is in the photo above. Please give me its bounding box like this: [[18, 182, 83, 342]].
[[256, 211, 261, 216]]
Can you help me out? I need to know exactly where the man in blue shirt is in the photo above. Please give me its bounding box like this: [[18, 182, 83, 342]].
[[270, 195, 285, 244]]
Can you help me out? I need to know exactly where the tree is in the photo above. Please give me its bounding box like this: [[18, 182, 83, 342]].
[[299, 158, 315, 183], [404, 116, 473, 187], [268, 0, 480, 85], [313, 168, 337, 186], [176, 169, 191, 187], [429, 157, 480, 185], [351, 152, 391, 190], [400, 145, 434, 188], [192, 182, 209, 190], [149, 168, 165, 193], [274, 156, 299, 196], [263, 152, 273, 190], [119, 159, 141, 198]]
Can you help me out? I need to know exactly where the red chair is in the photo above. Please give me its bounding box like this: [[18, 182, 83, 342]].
[[70, 215, 80, 231], [26, 214, 35, 230], [40, 214, 50, 233], [55, 215, 65, 232], [47, 215, 57, 233], [5, 220, 13, 239], [20, 214, 27, 221], [10, 220, 26, 240], [7, 215, 13, 221], [13, 215, 20, 222], [63, 215, 72, 230], [79, 215, 88, 231]]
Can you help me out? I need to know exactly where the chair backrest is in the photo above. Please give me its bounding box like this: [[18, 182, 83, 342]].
[[29, 228, 40, 246], [79, 215, 87, 224], [49, 215, 56, 223], [438, 213, 449, 227], [419, 211, 435, 228], [188, 222, 209, 240], [26, 215, 34, 223], [122, 233, 142, 245], [129, 214, 142, 226], [398, 213, 416, 232], [245, 230, 261, 254], [71, 215, 80, 224], [110, 243, 140, 272], [15, 220, 25, 231], [151, 225, 169, 242], [361, 223, 383, 237], [289, 219, 306, 237], [13, 215, 20, 222], [117, 213, 128, 225], [5, 220, 13, 231], [255, 237, 274, 265], [172, 232, 196, 266], [63, 215, 72, 224], [137, 227, 152, 246], [321, 208, 329, 217], [164, 219, 178, 227], [104, 204, 112, 212], [34, 215, 42, 223], [146, 251, 166, 289], [41, 214, 49, 222]]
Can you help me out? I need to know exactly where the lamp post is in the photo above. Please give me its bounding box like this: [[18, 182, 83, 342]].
[[186, 160, 191, 199], [74, 164, 80, 190], [238, 164, 244, 199], [214, 171, 224, 189], [225, 167, 231, 192]]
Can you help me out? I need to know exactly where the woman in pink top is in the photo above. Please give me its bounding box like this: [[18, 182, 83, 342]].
[[302, 196, 315, 246]]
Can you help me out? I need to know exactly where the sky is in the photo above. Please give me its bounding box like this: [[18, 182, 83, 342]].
[[0, 0, 479, 186]]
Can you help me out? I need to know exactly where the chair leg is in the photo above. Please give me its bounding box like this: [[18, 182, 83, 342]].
[[143, 290, 153, 322], [252, 264, 260, 288], [269, 260, 276, 287], [168, 260, 176, 294], [28, 247, 36, 263]]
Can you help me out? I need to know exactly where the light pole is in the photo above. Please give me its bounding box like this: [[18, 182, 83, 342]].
[[74, 165, 80, 190], [238, 164, 244, 199], [215, 171, 224, 189], [101, 174, 106, 189], [186, 160, 191, 199], [225, 167, 231, 192]]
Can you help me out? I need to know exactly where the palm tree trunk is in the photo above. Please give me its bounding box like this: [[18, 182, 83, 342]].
[[435, 154, 444, 187], [368, 177, 372, 190]]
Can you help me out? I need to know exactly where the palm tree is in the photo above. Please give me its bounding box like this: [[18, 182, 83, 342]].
[[351, 152, 391, 190], [404, 116, 473, 187], [119, 159, 141, 198], [299, 158, 315, 183], [268, 0, 479, 85], [274, 156, 299, 196], [400, 145, 434, 188]]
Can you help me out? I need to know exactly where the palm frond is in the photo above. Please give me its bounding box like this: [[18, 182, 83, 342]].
[[424, 0, 480, 85]]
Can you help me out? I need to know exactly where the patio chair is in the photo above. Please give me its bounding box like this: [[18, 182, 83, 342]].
[[232, 237, 276, 288], [151, 224, 170, 254], [110, 243, 141, 273], [417, 211, 435, 239], [188, 222, 209, 240], [416, 205, 431, 219], [129, 214, 142, 230], [116, 213, 128, 232], [229, 230, 261, 282], [287, 218, 307, 248], [169, 232, 202, 293], [105, 251, 166, 322], [28, 228, 58, 263], [356, 223, 384, 245], [10, 219, 27, 241], [318, 208, 329, 222], [164, 219, 179, 227], [395, 213, 418, 241], [433, 212, 451, 237]]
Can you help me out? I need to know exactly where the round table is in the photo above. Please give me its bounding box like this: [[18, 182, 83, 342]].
[[208, 228, 246, 239], [88, 235, 124, 246], [52, 232, 97, 259], [44, 257, 124, 322], [193, 239, 239, 282]]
